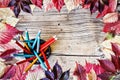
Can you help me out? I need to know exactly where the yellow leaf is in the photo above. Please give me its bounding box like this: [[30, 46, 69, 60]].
[[6, 17, 19, 27], [0, 8, 14, 19], [64, 0, 77, 12]]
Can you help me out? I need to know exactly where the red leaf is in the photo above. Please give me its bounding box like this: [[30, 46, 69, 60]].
[[31, 0, 43, 8], [11, 62, 29, 80], [0, 0, 10, 8], [98, 59, 116, 72], [84, 61, 93, 73], [0, 49, 18, 58], [52, 0, 64, 12], [85, 62, 104, 80], [111, 43, 120, 56], [103, 12, 118, 23], [73, 62, 87, 80], [103, 20, 120, 34], [96, 0, 117, 18], [111, 55, 120, 70], [0, 24, 22, 44], [93, 64, 105, 75]]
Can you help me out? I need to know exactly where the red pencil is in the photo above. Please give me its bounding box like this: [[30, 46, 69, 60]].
[[40, 35, 57, 51], [41, 51, 51, 70], [16, 56, 36, 65], [15, 41, 31, 54]]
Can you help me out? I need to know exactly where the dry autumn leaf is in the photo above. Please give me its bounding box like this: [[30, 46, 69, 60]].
[[0, 23, 22, 44], [64, 0, 76, 11], [103, 12, 118, 23], [43, 0, 54, 11], [52, 0, 65, 12]]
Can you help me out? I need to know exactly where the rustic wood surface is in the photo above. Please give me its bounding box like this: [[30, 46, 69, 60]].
[[16, 6, 105, 79]]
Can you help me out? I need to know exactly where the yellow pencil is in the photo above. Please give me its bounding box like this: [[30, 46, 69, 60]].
[[20, 35, 31, 52], [24, 53, 42, 72]]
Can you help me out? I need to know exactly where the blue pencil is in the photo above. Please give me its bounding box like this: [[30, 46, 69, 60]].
[[37, 36, 40, 53], [22, 40, 34, 43], [33, 50, 47, 70], [25, 30, 31, 48], [32, 30, 41, 49], [13, 54, 34, 57]]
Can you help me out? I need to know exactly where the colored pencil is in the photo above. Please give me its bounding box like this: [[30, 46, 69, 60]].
[[16, 36, 57, 65], [13, 54, 34, 57], [32, 30, 41, 49], [33, 50, 47, 70], [20, 35, 31, 52], [23, 48, 48, 72], [41, 51, 51, 70], [16, 54, 40, 65], [15, 41, 31, 54], [25, 30, 31, 48], [37, 36, 40, 53], [40, 35, 57, 51]]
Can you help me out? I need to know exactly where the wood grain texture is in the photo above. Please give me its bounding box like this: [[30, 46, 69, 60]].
[[17, 6, 104, 55], [16, 6, 105, 79]]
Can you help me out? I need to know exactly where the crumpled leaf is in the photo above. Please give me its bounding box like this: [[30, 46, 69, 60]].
[[43, 0, 54, 11], [45, 71, 54, 80], [52, 0, 64, 12], [1, 65, 16, 79], [103, 12, 118, 23], [98, 59, 116, 72], [26, 66, 45, 80], [8, 0, 32, 17], [53, 61, 63, 79], [0, 23, 22, 44], [11, 62, 29, 80], [0, 0, 10, 8], [31, 0, 42, 8], [97, 72, 113, 80], [73, 62, 87, 80], [0, 49, 18, 59], [103, 20, 120, 34], [111, 43, 120, 56]]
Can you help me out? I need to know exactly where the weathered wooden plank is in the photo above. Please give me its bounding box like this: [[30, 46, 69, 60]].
[[16, 6, 104, 55]]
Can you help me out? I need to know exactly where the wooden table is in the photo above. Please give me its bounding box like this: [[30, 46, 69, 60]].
[[17, 6, 104, 79]]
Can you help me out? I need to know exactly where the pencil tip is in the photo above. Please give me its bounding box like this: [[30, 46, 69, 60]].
[[53, 35, 57, 40], [39, 30, 41, 33]]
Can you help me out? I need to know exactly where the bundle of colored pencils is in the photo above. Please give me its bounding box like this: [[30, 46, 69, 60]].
[[14, 30, 57, 72]]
